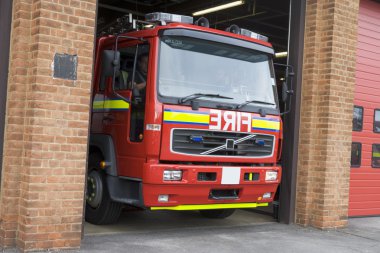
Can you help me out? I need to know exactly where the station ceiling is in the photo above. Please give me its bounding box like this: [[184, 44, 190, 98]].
[[97, 0, 290, 52]]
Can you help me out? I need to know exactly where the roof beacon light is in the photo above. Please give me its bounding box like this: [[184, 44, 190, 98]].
[[145, 12, 193, 25], [240, 28, 269, 42]]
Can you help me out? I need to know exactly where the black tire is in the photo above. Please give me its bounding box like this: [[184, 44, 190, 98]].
[[85, 153, 122, 225], [199, 209, 236, 219]]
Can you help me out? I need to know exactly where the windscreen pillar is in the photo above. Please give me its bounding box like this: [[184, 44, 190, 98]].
[[295, 0, 360, 228], [0, 0, 96, 251]]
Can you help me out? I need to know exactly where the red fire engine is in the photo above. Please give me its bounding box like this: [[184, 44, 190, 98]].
[[86, 13, 288, 224]]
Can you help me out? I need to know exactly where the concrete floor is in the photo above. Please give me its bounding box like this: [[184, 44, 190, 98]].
[[84, 209, 275, 235], [341, 217, 380, 242], [80, 216, 380, 253], [4, 210, 379, 252]]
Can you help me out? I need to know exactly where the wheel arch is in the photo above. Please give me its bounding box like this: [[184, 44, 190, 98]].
[[89, 134, 118, 176], [88, 134, 144, 208]]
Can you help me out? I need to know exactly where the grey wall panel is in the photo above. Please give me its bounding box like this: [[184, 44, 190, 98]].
[[278, 0, 306, 224], [0, 0, 13, 177]]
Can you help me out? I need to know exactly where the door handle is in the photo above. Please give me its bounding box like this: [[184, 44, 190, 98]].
[[103, 114, 115, 121]]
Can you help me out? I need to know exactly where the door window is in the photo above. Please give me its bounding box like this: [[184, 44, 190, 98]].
[[115, 46, 139, 90], [129, 44, 150, 142]]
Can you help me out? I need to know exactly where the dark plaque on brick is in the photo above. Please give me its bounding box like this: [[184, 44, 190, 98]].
[[53, 53, 78, 80]]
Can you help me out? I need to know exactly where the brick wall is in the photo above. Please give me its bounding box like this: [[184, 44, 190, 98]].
[[296, 0, 360, 228], [0, 0, 96, 251]]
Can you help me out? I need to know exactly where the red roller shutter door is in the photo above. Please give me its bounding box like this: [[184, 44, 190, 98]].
[[349, 0, 380, 217]]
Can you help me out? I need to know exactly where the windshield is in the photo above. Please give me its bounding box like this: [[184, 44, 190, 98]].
[[158, 35, 277, 109]]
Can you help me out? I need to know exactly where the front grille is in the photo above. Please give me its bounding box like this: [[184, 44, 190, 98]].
[[172, 129, 274, 157]]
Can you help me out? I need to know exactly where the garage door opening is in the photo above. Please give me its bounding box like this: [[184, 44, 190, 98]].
[[83, 0, 302, 234]]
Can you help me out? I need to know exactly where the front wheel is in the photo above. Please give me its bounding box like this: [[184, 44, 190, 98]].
[[199, 209, 235, 219], [85, 153, 122, 225]]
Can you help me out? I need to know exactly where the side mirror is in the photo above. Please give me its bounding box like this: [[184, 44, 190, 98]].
[[100, 50, 121, 93], [99, 50, 120, 92], [101, 50, 120, 77], [281, 81, 294, 103], [282, 81, 288, 102], [274, 63, 295, 115]]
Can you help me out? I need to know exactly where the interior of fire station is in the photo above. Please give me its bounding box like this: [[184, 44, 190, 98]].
[[82, 0, 304, 235]]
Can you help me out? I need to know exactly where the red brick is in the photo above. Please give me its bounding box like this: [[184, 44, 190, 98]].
[[295, 0, 360, 229], [1, 0, 95, 251]]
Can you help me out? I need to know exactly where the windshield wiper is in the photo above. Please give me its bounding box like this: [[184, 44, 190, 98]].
[[235, 100, 275, 109], [179, 93, 233, 104]]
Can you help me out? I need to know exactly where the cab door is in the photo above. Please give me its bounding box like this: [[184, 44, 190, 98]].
[[91, 40, 108, 133], [102, 41, 151, 179]]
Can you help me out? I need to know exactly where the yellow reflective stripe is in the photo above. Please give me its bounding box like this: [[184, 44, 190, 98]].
[[252, 118, 280, 131], [92, 101, 104, 109], [373, 152, 380, 158], [93, 99, 130, 110], [103, 99, 130, 109], [249, 173, 253, 181], [150, 202, 268, 211], [164, 111, 210, 125]]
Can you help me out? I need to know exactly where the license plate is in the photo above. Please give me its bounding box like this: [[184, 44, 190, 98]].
[[221, 167, 241, 185]]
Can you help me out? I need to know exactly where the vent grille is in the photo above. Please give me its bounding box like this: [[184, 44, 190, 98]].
[[172, 129, 274, 157]]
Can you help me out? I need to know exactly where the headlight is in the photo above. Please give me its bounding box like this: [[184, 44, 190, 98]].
[[163, 170, 182, 181], [265, 171, 278, 181]]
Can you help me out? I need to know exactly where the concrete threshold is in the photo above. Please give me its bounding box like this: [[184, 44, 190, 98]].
[[84, 209, 275, 236]]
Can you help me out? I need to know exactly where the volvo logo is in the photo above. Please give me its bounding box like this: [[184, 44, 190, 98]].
[[225, 139, 235, 150]]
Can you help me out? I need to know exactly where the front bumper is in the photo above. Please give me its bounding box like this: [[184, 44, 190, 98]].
[[142, 163, 281, 208]]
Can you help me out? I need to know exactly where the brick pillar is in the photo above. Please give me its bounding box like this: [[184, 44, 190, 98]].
[[0, 0, 96, 251], [295, 0, 360, 228]]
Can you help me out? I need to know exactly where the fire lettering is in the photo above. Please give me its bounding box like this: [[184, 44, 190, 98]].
[[209, 109, 221, 130], [223, 111, 235, 131], [209, 110, 252, 132], [240, 112, 251, 132]]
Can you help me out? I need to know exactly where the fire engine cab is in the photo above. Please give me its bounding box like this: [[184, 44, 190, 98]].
[[87, 12, 287, 224]]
